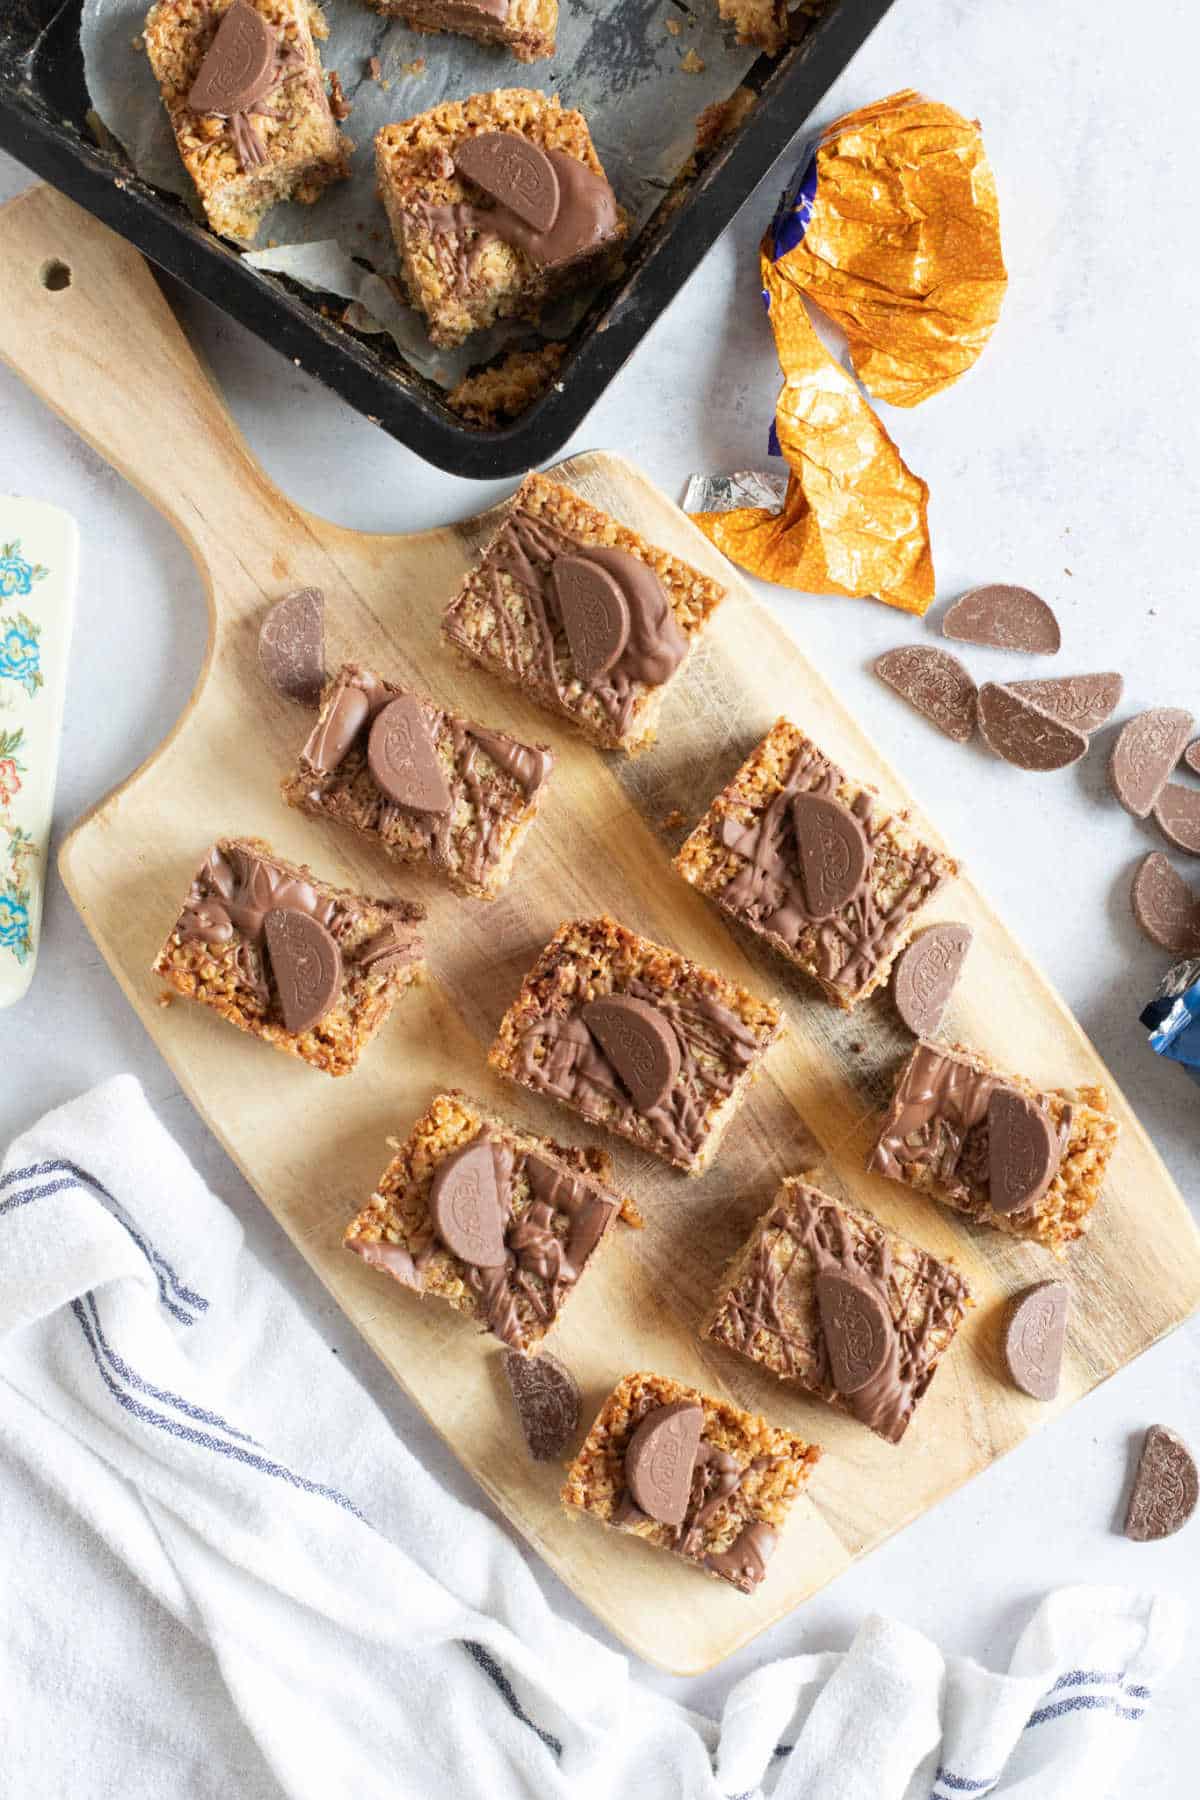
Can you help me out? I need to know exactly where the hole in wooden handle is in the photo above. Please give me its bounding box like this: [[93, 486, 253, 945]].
[[39, 259, 72, 292]]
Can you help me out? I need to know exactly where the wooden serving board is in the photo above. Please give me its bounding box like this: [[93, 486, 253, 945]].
[[4, 187, 1199, 1676]]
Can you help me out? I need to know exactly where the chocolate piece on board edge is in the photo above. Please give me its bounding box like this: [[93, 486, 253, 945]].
[[1003, 1282, 1068, 1401], [258, 587, 325, 707], [892, 923, 972, 1036]]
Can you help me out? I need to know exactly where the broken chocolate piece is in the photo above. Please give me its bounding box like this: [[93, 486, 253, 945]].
[[454, 131, 561, 235], [553, 556, 630, 680], [1109, 708, 1195, 818], [624, 1401, 703, 1526], [874, 645, 978, 743], [503, 1348, 581, 1461], [1003, 1281, 1068, 1400], [263, 905, 342, 1035], [978, 683, 1088, 771], [1153, 783, 1200, 856], [1008, 672, 1124, 735], [188, 0, 277, 114], [428, 1137, 507, 1267], [942, 584, 1061, 655], [814, 1269, 892, 1395], [581, 994, 681, 1113], [258, 587, 325, 708], [367, 695, 452, 814], [790, 792, 870, 917], [1124, 1425, 1198, 1541], [1186, 741, 1200, 776], [892, 922, 973, 1036], [1130, 853, 1200, 954], [987, 1088, 1059, 1215]]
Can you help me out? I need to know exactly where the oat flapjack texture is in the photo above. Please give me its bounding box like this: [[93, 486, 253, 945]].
[[376, 90, 625, 348], [705, 1177, 972, 1443], [869, 1039, 1119, 1255], [443, 472, 727, 753], [365, 0, 556, 61], [144, 0, 351, 243], [152, 836, 425, 1077], [675, 717, 958, 1009], [281, 663, 553, 901], [562, 1370, 820, 1594], [344, 1091, 630, 1349], [489, 914, 782, 1173]]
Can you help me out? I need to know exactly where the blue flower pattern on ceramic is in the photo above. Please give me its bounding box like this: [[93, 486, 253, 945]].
[[0, 615, 43, 699], [1, 539, 47, 965], [0, 539, 47, 600]]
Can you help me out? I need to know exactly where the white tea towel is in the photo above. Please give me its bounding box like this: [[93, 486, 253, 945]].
[[0, 1077, 1186, 1800]]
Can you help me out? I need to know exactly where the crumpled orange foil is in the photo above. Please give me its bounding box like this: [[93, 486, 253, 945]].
[[693, 89, 1005, 613], [694, 256, 935, 614], [775, 90, 1008, 409]]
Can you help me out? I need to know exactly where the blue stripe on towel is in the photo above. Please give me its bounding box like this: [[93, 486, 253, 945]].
[[0, 1159, 206, 1325], [72, 1296, 367, 1521], [933, 1770, 997, 1794], [63, 1159, 209, 1312], [931, 1669, 1153, 1797], [1026, 1693, 1146, 1727], [83, 1292, 261, 1447], [462, 1640, 563, 1759]]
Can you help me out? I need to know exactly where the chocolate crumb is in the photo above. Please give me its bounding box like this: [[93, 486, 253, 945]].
[[680, 48, 705, 71], [327, 70, 351, 122], [367, 54, 381, 80]]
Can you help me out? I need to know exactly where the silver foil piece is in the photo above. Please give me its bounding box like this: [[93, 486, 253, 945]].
[[682, 470, 789, 517]]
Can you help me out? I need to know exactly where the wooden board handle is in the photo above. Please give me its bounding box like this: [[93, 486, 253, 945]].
[[0, 185, 296, 574]]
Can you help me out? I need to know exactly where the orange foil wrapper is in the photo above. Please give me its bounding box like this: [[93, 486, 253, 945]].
[[693, 89, 1006, 613], [694, 257, 935, 614], [773, 90, 1007, 410]]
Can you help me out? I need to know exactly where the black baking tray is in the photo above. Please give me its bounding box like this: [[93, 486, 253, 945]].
[[0, 0, 895, 477]]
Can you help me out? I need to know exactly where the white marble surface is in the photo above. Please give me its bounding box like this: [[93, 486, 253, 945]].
[[2, 0, 1198, 1786]]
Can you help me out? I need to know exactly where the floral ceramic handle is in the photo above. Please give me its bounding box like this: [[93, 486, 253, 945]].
[[0, 497, 77, 1005]]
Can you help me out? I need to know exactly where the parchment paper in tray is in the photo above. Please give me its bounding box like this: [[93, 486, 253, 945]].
[[82, 0, 760, 384]]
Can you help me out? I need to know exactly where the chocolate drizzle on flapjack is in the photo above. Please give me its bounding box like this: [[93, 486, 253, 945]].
[[613, 1412, 782, 1593], [174, 840, 419, 1025], [445, 507, 687, 738], [298, 664, 552, 890], [716, 741, 946, 996], [513, 975, 763, 1166], [351, 1127, 620, 1351], [716, 1184, 970, 1444], [869, 1042, 1073, 1223]]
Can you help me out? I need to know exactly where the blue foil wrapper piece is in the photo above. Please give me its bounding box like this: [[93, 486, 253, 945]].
[[1141, 958, 1200, 1088], [769, 139, 820, 263]]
